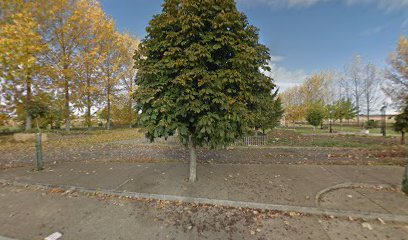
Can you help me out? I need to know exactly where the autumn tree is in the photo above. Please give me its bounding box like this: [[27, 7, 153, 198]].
[[135, 0, 275, 182], [35, 0, 97, 131], [0, 0, 48, 131], [98, 18, 124, 130], [116, 32, 140, 128], [385, 36, 408, 108], [301, 72, 333, 105], [284, 106, 305, 127], [75, 0, 107, 128]]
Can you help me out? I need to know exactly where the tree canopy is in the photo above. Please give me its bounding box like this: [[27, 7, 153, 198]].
[[135, 0, 276, 181], [306, 103, 325, 128]]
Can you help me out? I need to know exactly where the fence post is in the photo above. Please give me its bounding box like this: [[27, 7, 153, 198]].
[[35, 131, 44, 171]]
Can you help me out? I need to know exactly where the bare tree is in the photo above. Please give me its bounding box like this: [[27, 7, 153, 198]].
[[362, 63, 382, 121], [346, 55, 364, 126], [384, 36, 408, 109]]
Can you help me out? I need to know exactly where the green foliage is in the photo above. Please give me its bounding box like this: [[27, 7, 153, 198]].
[[306, 104, 325, 127], [252, 90, 284, 133], [26, 100, 49, 120], [393, 102, 408, 133], [364, 120, 378, 129], [333, 98, 357, 122], [134, 0, 275, 148]]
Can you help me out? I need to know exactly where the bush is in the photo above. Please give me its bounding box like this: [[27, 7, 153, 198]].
[[364, 120, 378, 129], [306, 107, 325, 128]]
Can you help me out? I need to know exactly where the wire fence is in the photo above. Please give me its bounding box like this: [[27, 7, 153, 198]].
[[143, 135, 269, 147], [235, 135, 268, 146]]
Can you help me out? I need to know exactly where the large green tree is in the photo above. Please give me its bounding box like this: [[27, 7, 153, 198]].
[[393, 99, 408, 194], [135, 0, 275, 182]]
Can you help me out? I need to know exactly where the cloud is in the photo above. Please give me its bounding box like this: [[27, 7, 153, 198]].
[[238, 0, 408, 11], [361, 25, 385, 36], [402, 18, 408, 29], [264, 62, 309, 91], [270, 55, 286, 62], [238, 0, 329, 8], [345, 0, 408, 11]]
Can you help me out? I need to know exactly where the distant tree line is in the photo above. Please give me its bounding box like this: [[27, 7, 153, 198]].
[[280, 36, 408, 143]]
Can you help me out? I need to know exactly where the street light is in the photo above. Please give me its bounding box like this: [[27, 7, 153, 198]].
[[380, 105, 387, 137], [329, 109, 333, 134]]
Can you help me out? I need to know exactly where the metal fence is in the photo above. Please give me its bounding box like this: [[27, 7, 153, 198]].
[[144, 135, 269, 147], [235, 135, 268, 146]]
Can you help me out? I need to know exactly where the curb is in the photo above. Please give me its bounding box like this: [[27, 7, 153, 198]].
[[314, 182, 402, 207], [1, 178, 408, 224]]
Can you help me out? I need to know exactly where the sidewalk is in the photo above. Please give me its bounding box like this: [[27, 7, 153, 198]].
[[1, 162, 406, 215], [1, 183, 407, 240]]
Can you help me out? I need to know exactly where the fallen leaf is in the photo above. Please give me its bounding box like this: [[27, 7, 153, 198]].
[[362, 222, 373, 230]]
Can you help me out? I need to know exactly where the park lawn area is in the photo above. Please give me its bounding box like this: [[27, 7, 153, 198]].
[[268, 128, 404, 148], [282, 124, 401, 137], [0, 128, 145, 151]]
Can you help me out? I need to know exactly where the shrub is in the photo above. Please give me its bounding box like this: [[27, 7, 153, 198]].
[[364, 120, 378, 129]]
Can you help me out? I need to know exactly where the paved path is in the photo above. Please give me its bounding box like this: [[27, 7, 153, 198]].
[[1, 183, 408, 240], [1, 162, 408, 240], [1, 162, 406, 214]]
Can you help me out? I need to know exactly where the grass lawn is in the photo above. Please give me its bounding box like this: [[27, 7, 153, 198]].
[[283, 124, 400, 136], [269, 128, 404, 148]]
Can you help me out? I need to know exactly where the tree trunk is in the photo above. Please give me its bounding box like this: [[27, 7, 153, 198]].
[[107, 85, 111, 130], [402, 132, 405, 145], [403, 162, 408, 194], [129, 99, 133, 128], [86, 67, 92, 129], [366, 102, 370, 121], [64, 74, 70, 131], [25, 75, 32, 131], [106, 67, 111, 130], [25, 115, 32, 132], [189, 135, 197, 183], [129, 79, 133, 128]]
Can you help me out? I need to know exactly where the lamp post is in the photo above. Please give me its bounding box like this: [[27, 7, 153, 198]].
[[381, 105, 387, 137], [329, 110, 333, 134]]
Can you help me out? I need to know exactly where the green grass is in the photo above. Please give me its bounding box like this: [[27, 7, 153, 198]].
[[268, 138, 370, 148], [0, 126, 22, 134], [282, 124, 400, 136]]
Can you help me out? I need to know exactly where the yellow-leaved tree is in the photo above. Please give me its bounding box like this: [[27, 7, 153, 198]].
[[115, 32, 140, 127], [75, 0, 107, 128], [38, 0, 93, 131], [98, 18, 123, 130], [0, 0, 48, 130]]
